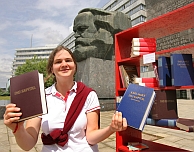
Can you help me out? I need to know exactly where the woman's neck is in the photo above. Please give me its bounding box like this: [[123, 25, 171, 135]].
[[55, 80, 74, 96]]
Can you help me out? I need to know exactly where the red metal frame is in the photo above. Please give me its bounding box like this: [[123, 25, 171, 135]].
[[115, 3, 194, 152]]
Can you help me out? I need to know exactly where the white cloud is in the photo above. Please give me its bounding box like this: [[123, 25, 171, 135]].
[[20, 19, 70, 46], [0, 0, 109, 88], [0, 21, 11, 31]]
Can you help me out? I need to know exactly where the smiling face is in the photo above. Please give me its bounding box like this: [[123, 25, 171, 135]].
[[52, 49, 76, 82]]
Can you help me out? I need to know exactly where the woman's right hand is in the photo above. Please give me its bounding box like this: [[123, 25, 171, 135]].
[[3, 103, 23, 131]]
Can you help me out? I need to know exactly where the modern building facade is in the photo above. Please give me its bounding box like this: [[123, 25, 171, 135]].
[[12, 44, 57, 76]]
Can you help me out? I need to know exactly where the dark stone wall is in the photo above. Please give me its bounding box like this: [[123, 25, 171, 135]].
[[75, 57, 115, 99]]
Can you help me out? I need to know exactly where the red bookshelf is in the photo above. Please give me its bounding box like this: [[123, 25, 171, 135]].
[[115, 3, 194, 152]]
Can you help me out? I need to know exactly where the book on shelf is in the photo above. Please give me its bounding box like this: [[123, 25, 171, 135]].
[[119, 65, 138, 88], [176, 118, 194, 132], [146, 118, 177, 127], [132, 41, 156, 47], [127, 142, 149, 151], [131, 51, 154, 57], [131, 46, 156, 52], [158, 56, 172, 87], [10, 70, 48, 122], [170, 54, 194, 86], [116, 83, 156, 131], [133, 77, 157, 84], [138, 82, 158, 88], [132, 38, 156, 43], [149, 90, 178, 119]]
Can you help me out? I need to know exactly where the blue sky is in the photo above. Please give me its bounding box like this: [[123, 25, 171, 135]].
[[0, 0, 110, 88]]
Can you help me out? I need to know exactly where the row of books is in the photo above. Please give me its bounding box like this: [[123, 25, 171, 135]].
[[158, 54, 194, 87], [146, 117, 194, 132], [119, 64, 159, 88], [130, 38, 156, 57], [116, 86, 194, 132]]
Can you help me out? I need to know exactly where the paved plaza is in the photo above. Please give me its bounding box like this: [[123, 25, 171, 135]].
[[0, 99, 194, 152]]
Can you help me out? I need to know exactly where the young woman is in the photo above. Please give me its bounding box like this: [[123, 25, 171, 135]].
[[4, 45, 127, 152]]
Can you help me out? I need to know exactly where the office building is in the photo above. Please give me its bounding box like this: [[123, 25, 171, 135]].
[[12, 44, 57, 76]]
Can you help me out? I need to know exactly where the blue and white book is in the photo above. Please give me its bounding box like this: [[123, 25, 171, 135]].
[[158, 56, 172, 87], [170, 54, 194, 86], [117, 83, 156, 131], [146, 118, 177, 127]]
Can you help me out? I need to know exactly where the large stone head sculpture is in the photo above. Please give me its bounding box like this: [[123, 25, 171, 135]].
[[73, 8, 132, 62]]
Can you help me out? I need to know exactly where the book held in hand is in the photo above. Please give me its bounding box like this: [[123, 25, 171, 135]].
[[10, 70, 48, 122], [170, 54, 194, 86], [117, 83, 156, 131], [176, 118, 194, 132]]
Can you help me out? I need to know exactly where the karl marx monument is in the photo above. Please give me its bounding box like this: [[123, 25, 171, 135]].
[[73, 8, 131, 108], [73, 8, 131, 61]]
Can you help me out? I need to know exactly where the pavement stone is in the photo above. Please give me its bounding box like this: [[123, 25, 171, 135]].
[[0, 99, 194, 151]]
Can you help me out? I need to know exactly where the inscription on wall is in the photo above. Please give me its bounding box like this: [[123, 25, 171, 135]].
[[157, 29, 194, 51], [145, 0, 194, 20]]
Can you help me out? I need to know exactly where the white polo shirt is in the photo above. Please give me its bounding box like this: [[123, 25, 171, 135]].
[[41, 82, 101, 152]]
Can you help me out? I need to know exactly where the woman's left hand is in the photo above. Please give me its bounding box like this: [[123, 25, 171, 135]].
[[110, 111, 127, 132]]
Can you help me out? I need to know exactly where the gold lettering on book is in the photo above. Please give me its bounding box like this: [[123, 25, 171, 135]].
[[160, 99, 175, 103], [14, 86, 36, 95], [177, 60, 190, 68], [128, 91, 146, 102]]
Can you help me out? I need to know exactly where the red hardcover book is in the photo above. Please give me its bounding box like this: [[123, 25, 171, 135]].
[[138, 82, 158, 87], [10, 70, 48, 122], [132, 38, 156, 43], [176, 118, 194, 132], [150, 90, 178, 119], [132, 41, 156, 47], [133, 77, 157, 83], [131, 46, 156, 52], [131, 52, 153, 57]]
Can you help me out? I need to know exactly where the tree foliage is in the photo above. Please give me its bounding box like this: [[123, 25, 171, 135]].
[[15, 56, 53, 88]]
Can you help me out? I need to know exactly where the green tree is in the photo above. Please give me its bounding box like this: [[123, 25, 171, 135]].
[[15, 56, 53, 88]]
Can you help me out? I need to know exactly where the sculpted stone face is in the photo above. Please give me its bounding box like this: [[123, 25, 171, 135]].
[[73, 12, 98, 59], [73, 8, 132, 62]]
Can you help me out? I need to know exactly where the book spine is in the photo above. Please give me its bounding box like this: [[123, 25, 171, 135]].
[[132, 41, 156, 47], [132, 38, 156, 43], [158, 56, 172, 87], [138, 82, 158, 87], [131, 46, 156, 52], [146, 118, 177, 127], [116, 96, 122, 108], [170, 55, 175, 85], [131, 52, 153, 57], [133, 77, 157, 83], [119, 66, 126, 88]]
